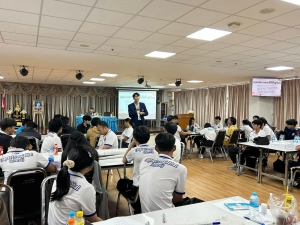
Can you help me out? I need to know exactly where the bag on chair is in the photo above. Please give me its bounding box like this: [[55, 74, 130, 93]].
[[245, 156, 257, 169], [253, 137, 269, 145], [273, 155, 285, 173]]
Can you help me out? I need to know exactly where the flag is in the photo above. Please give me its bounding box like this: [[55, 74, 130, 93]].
[[2, 89, 6, 110]]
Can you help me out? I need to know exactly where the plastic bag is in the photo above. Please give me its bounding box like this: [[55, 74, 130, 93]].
[[268, 193, 298, 225]]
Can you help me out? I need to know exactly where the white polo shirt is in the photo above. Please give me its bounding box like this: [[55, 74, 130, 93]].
[[41, 132, 62, 153], [240, 125, 253, 138], [186, 123, 200, 131], [249, 129, 267, 139], [48, 171, 96, 225], [200, 127, 216, 141], [211, 122, 223, 130], [174, 125, 182, 140], [126, 144, 157, 186], [0, 148, 50, 184], [263, 125, 277, 140], [173, 137, 181, 163], [97, 129, 118, 149], [121, 126, 133, 144], [139, 154, 187, 213]]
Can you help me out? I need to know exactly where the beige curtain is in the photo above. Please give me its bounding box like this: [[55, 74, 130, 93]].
[[227, 84, 249, 127], [273, 79, 300, 129], [207, 87, 227, 124]]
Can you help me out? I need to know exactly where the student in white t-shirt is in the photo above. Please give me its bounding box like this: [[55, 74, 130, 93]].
[[48, 146, 102, 225], [0, 136, 56, 184], [240, 119, 253, 140], [259, 117, 276, 141], [96, 121, 118, 149], [41, 119, 62, 153], [199, 123, 217, 159], [120, 126, 157, 214], [167, 115, 191, 141], [139, 133, 187, 213], [121, 118, 134, 148], [211, 116, 224, 130], [164, 122, 181, 163]]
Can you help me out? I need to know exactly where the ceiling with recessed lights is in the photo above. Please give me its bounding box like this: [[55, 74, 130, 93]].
[[0, 0, 300, 89]]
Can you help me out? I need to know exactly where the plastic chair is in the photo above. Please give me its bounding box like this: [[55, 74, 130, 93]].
[[289, 166, 300, 191], [0, 184, 14, 225], [7, 167, 47, 222], [25, 136, 40, 152], [204, 130, 227, 162], [271, 126, 276, 132], [60, 134, 71, 151], [224, 129, 241, 151], [41, 175, 57, 225]]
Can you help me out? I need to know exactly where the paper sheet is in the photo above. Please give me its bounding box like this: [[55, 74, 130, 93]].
[[97, 149, 127, 156], [92, 217, 143, 225]]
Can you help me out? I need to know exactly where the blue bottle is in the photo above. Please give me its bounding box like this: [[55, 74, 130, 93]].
[[249, 192, 260, 219], [279, 134, 284, 141], [271, 135, 275, 143], [48, 147, 54, 163], [248, 136, 252, 142]]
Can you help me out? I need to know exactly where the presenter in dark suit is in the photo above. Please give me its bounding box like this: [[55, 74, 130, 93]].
[[128, 92, 148, 127]]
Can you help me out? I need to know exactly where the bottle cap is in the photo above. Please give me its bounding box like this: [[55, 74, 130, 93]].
[[252, 192, 257, 196], [76, 211, 83, 217], [68, 218, 75, 225], [68, 211, 75, 217], [286, 195, 292, 201]]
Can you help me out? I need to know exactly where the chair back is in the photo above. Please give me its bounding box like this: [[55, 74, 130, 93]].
[[228, 129, 241, 146], [41, 175, 57, 225], [7, 167, 47, 221], [94, 136, 100, 148], [0, 184, 14, 225], [25, 136, 39, 152], [60, 134, 71, 150], [271, 126, 276, 132], [212, 130, 226, 148], [117, 135, 122, 148], [180, 142, 185, 164]]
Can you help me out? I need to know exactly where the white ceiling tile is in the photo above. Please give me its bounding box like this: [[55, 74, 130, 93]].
[[39, 27, 75, 40], [95, 0, 151, 14], [268, 9, 300, 27], [113, 28, 151, 41], [0, 22, 38, 35], [209, 15, 260, 32], [237, 0, 300, 20], [277, 55, 300, 62], [259, 52, 291, 59], [196, 42, 231, 50], [74, 33, 108, 44], [158, 22, 201, 37], [93, 50, 119, 56], [167, 0, 207, 6], [0, 0, 41, 14], [239, 37, 278, 48], [238, 22, 286, 36], [57, 0, 96, 6], [121, 48, 150, 57], [171, 38, 205, 48], [286, 36, 300, 45], [200, 0, 262, 14], [260, 42, 298, 51], [181, 48, 210, 56], [105, 38, 137, 48], [220, 54, 250, 60], [239, 56, 266, 63], [0, 8, 39, 26], [139, 0, 194, 21], [37, 43, 66, 50], [40, 16, 82, 32], [216, 33, 255, 44], [264, 28, 300, 41], [79, 22, 119, 36], [158, 45, 189, 53], [240, 49, 272, 56], [66, 47, 93, 53], [68, 41, 100, 49], [42, 0, 91, 20], [166, 54, 194, 60], [143, 33, 181, 45], [38, 37, 70, 46], [132, 42, 165, 51], [202, 51, 232, 58], [219, 45, 252, 54], [281, 46, 300, 54], [177, 8, 229, 27], [97, 45, 127, 53], [188, 56, 212, 62], [86, 8, 134, 27], [180, 60, 200, 65], [2, 32, 36, 43], [124, 16, 170, 32], [5, 40, 36, 47]]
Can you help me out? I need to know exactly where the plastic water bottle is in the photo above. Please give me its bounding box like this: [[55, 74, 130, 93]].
[[271, 135, 275, 143], [293, 136, 297, 144], [67, 211, 75, 225], [76, 211, 84, 225], [249, 192, 260, 219], [279, 135, 284, 141], [248, 136, 252, 142], [296, 136, 299, 144], [48, 148, 54, 163]]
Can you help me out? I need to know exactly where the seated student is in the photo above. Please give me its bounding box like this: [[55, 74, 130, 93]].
[[211, 116, 223, 130], [85, 107, 94, 116], [185, 117, 201, 150], [48, 147, 102, 225], [15, 118, 31, 135], [223, 118, 229, 130], [164, 122, 181, 163], [86, 117, 101, 148], [41, 119, 62, 153], [259, 117, 276, 141], [240, 119, 253, 141], [167, 115, 191, 143], [0, 118, 16, 154], [253, 115, 259, 120], [17, 121, 41, 140], [120, 126, 157, 213], [198, 123, 217, 159], [276, 119, 298, 140], [59, 116, 77, 136], [139, 133, 187, 213], [223, 117, 238, 146], [121, 118, 134, 148], [228, 120, 266, 174], [0, 136, 56, 184], [96, 121, 118, 149], [77, 115, 91, 134]]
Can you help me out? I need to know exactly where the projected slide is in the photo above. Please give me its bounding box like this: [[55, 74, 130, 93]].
[[252, 78, 282, 97], [118, 90, 157, 120]]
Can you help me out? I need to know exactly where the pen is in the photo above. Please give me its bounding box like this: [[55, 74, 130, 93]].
[[163, 213, 166, 223], [198, 222, 221, 225], [244, 216, 265, 225]]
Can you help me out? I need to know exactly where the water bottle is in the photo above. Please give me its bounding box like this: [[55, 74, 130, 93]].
[[76, 211, 84, 225], [296, 136, 299, 144], [48, 148, 54, 163], [271, 135, 275, 143], [67, 211, 75, 225], [279, 134, 284, 141], [249, 192, 260, 219], [293, 136, 297, 144], [248, 136, 252, 142]]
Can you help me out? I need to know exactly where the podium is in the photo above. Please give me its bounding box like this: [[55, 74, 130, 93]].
[[177, 114, 194, 130]]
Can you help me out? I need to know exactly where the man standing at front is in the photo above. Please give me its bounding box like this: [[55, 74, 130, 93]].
[[128, 93, 148, 127]]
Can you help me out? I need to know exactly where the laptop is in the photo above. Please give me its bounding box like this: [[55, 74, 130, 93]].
[[103, 112, 111, 116]]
